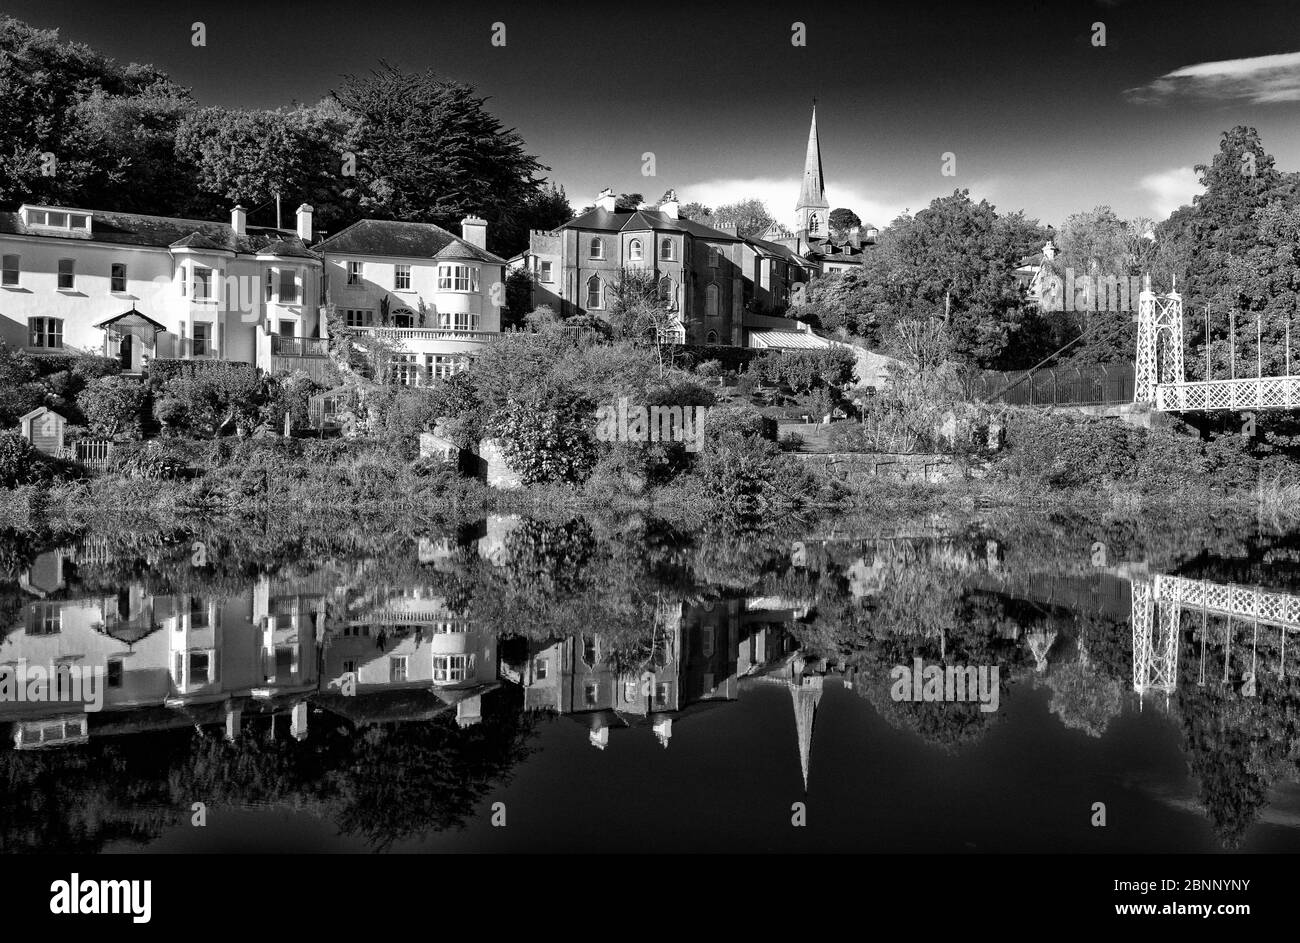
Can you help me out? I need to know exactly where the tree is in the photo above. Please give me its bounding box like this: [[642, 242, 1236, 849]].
[[331, 64, 548, 254], [493, 183, 572, 255], [704, 199, 776, 237], [503, 268, 535, 328], [0, 16, 199, 212], [606, 269, 681, 375], [789, 269, 882, 339], [175, 100, 362, 232], [488, 396, 597, 484], [679, 201, 711, 221], [829, 207, 862, 234]]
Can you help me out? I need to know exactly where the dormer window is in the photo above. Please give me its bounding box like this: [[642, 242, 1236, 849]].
[[23, 208, 91, 234]]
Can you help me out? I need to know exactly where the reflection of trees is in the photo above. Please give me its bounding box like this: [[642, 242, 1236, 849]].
[[1044, 636, 1123, 737], [0, 687, 537, 853]]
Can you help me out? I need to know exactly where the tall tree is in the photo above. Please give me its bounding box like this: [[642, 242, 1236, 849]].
[[703, 199, 775, 237], [828, 207, 861, 234], [331, 63, 548, 253]]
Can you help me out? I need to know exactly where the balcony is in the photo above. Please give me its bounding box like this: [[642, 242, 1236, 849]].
[[270, 335, 329, 358], [354, 327, 498, 343]]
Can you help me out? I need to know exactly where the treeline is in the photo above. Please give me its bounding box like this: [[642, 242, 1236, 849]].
[[0, 17, 571, 255]]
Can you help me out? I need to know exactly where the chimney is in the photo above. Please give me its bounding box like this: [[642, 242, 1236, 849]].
[[1043, 240, 1057, 260], [848, 226, 862, 249], [461, 215, 488, 250], [596, 188, 617, 213], [231, 205, 247, 236], [295, 203, 313, 243], [660, 189, 679, 220]]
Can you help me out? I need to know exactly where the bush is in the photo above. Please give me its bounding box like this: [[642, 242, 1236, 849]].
[[0, 432, 78, 487], [78, 375, 147, 438], [489, 396, 597, 484], [158, 362, 266, 436]]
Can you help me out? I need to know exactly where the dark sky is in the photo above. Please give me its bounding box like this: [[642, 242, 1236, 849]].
[[10, 0, 1300, 228]]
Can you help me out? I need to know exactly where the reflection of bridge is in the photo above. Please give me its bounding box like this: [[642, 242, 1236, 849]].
[[1132, 574, 1300, 700]]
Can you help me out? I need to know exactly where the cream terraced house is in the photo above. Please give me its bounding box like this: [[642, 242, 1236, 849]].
[[0, 202, 323, 372], [313, 216, 507, 385]]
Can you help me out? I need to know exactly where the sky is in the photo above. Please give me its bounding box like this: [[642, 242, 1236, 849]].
[[9, 0, 1300, 230]]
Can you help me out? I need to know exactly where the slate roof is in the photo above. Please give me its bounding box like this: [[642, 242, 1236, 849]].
[[745, 236, 818, 267], [0, 207, 315, 258], [313, 218, 506, 264], [564, 207, 742, 241]]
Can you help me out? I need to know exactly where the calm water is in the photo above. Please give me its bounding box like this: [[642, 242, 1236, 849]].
[[4, 512, 1300, 853]]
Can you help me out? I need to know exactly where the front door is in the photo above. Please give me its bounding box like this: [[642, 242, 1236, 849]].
[[119, 334, 133, 370]]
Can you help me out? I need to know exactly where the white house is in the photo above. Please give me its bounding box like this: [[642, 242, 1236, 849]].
[[313, 216, 507, 385], [0, 203, 323, 373]]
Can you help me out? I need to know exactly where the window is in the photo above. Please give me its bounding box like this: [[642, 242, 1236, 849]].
[[57, 259, 75, 290], [702, 627, 715, 657], [585, 274, 602, 309], [25, 209, 90, 233], [624, 680, 638, 701], [709, 246, 720, 267], [28, 317, 62, 349], [189, 596, 209, 629], [655, 682, 669, 703], [660, 238, 674, 261], [584, 683, 599, 706], [342, 659, 357, 676], [534, 658, 549, 681], [346, 261, 363, 285], [629, 238, 643, 261], [110, 262, 127, 293], [344, 308, 373, 327], [539, 261, 554, 283], [809, 213, 821, 235], [2, 254, 19, 286], [589, 237, 604, 260], [193, 266, 213, 300], [278, 320, 294, 338], [707, 330, 719, 344], [192, 323, 210, 357], [434, 654, 474, 683], [394, 264, 411, 291], [279, 268, 298, 303], [390, 656, 408, 683], [264, 269, 274, 302], [706, 283, 720, 318], [658, 275, 674, 308], [393, 354, 418, 386], [426, 354, 464, 379], [30, 603, 61, 634], [437, 264, 479, 292], [106, 659, 124, 688]]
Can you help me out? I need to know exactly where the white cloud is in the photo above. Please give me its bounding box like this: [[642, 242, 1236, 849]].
[[1138, 167, 1201, 217], [1126, 51, 1300, 104]]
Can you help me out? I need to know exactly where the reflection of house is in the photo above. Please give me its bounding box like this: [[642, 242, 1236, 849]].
[[510, 597, 819, 753]]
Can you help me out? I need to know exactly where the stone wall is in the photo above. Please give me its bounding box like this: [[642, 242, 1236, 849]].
[[791, 451, 981, 484]]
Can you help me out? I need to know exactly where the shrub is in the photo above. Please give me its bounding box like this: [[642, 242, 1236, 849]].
[[489, 396, 597, 484], [78, 375, 147, 438], [694, 360, 723, 380], [159, 362, 266, 436], [0, 432, 78, 487]]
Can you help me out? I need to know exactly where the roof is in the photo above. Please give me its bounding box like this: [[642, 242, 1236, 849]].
[[563, 207, 742, 241], [749, 329, 832, 350], [314, 218, 506, 264], [0, 207, 313, 258], [93, 307, 168, 332], [745, 236, 817, 267]]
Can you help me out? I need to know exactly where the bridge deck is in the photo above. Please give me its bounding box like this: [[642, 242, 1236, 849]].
[[1155, 375, 1300, 412]]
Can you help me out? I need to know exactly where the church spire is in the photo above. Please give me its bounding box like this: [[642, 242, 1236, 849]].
[[795, 103, 829, 238]]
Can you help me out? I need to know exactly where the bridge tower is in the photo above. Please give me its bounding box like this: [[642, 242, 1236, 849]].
[[1132, 578, 1180, 700], [1134, 278, 1185, 406]]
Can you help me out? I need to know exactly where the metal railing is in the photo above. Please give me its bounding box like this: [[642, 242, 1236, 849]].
[[976, 363, 1134, 406], [270, 336, 329, 357]]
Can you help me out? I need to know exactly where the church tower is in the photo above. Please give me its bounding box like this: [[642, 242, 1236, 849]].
[[794, 104, 830, 242]]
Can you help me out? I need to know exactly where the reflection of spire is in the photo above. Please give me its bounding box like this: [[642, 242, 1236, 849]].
[[1027, 630, 1056, 673], [790, 676, 823, 794], [653, 716, 672, 748], [589, 725, 608, 750]]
